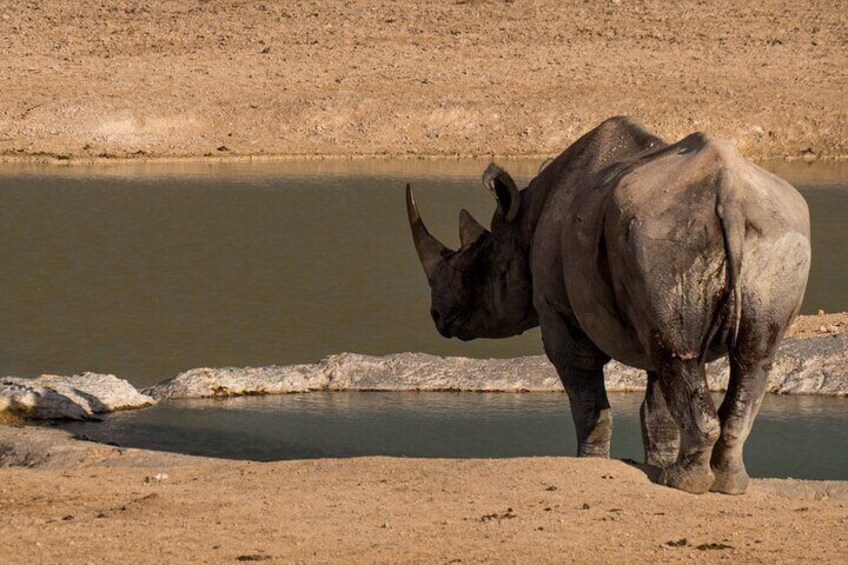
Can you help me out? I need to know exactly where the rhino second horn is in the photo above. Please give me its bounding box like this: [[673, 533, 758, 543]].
[[406, 184, 448, 279], [459, 209, 489, 247]]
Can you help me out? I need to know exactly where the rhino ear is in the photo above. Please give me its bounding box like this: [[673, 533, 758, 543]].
[[482, 163, 521, 222], [459, 209, 488, 248]]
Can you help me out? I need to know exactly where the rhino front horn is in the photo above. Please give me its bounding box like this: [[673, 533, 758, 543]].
[[406, 184, 448, 279]]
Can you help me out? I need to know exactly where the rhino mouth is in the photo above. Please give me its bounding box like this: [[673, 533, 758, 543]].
[[432, 308, 461, 338], [437, 320, 466, 340], [446, 321, 476, 342]]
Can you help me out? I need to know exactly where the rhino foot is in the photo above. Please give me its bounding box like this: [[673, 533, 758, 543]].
[[577, 443, 611, 458], [657, 464, 715, 494], [710, 466, 750, 495], [645, 447, 678, 470]]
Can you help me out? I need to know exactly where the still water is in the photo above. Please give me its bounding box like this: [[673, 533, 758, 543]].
[[1, 160, 846, 386], [60, 392, 848, 480]]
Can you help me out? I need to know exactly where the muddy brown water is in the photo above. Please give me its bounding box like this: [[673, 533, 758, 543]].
[[1, 159, 846, 386]]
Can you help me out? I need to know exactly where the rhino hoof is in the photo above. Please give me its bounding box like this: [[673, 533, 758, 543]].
[[577, 444, 611, 458], [710, 467, 750, 495], [645, 449, 678, 470], [658, 464, 715, 494]]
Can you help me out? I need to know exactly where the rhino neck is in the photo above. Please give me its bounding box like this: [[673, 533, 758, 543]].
[[513, 176, 555, 249]]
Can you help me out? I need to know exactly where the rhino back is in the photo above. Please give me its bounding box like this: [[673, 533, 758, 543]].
[[560, 132, 810, 369]]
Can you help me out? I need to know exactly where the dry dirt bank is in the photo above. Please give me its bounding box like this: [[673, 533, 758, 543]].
[[0, 1, 846, 162], [0, 427, 846, 564]]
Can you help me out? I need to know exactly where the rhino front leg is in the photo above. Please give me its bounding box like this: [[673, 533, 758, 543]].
[[560, 365, 613, 457], [540, 314, 612, 458], [655, 358, 720, 494], [640, 371, 680, 468]]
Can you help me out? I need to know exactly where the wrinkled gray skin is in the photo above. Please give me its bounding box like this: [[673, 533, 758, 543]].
[[407, 117, 811, 494]]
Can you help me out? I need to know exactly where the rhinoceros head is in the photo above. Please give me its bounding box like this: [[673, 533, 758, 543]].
[[406, 164, 538, 341]]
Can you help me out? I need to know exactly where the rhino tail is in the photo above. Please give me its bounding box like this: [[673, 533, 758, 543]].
[[715, 178, 745, 348]]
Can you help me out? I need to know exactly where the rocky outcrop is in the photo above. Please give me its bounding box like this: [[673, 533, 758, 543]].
[[140, 353, 563, 400], [0, 373, 155, 420], [325, 352, 562, 392], [702, 333, 848, 396], [3, 336, 843, 417], [144, 334, 848, 399], [144, 364, 332, 399]]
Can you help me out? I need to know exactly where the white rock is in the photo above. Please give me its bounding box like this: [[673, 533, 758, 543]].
[[0, 373, 156, 420], [323, 352, 561, 392], [144, 335, 848, 399], [142, 364, 330, 400]]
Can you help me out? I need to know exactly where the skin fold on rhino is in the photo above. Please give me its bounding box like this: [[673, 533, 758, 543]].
[[406, 116, 811, 495]]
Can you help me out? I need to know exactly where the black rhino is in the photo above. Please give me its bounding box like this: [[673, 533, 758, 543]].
[[406, 117, 811, 494]]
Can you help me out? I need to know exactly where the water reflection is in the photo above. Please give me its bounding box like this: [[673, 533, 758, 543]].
[[60, 392, 848, 480]]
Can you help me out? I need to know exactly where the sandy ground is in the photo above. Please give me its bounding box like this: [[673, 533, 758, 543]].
[[0, 1, 846, 162], [0, 427, 847, 565]]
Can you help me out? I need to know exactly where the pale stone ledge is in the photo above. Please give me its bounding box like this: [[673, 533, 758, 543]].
[[3, 335, 843, 420], [144, 335, 848, 400], [0, 373, 156, 420]]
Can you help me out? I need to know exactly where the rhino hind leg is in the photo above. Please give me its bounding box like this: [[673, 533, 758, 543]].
[[655, 358, 720, 494], [710, 328, 782, 494], [709, 359, 768, 494], [640, 371, 680, 469]]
